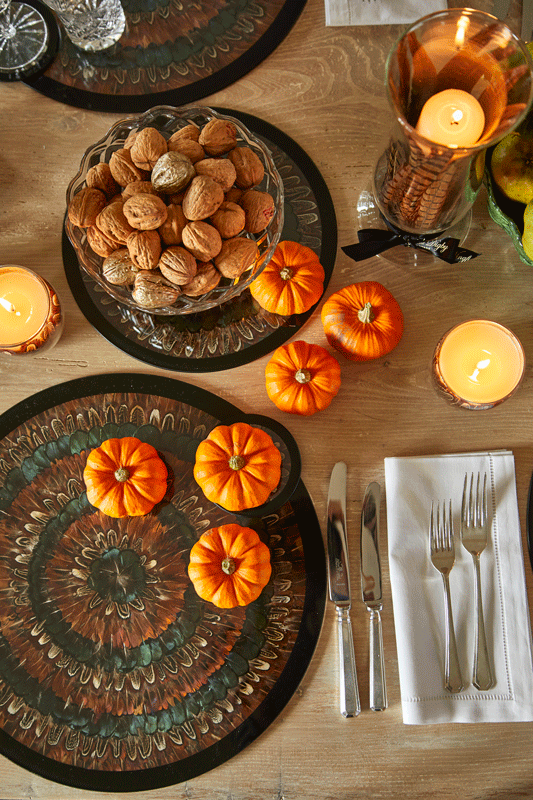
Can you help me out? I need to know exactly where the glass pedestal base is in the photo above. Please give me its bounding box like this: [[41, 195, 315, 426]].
[[0, 0, 58, 81], [356, 187, 472, 269]]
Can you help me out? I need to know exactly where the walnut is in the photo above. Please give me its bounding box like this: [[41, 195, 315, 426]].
[[96, 201, 135, 245], [109, 148, 148, 186], [167, 190, 186, 205], [158, 246, 197, 286], [102, 248, 140, 285], [121, 180, 162, 201], [159, 204, 187, 246], [210, 201, 245, 238], [168, 136, 205, 163], [240, 189, 275, 233], [225, 186, 243, 204], [124, 129, 138, 149], [151, 151, 196, 194], [198, 118, 238, 156], [86, 224, 119, 257], [214, 237, 259, 279], [123, 193, 168, 230], [182, 175, 224, 220], [182, 221, 222, 261], [169, 124, 200, 143], [182, 261, 221, 297], [228, 146, 265, 189], [132, 271, 180, 309], [86, 163, 120, 199], [126, 229, 162, 270], [130, 126, 168, 171], [194, 158, 236, 192], [68, 187, 107, 227]]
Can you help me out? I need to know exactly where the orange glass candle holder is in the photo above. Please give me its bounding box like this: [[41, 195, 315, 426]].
[[0, 265, 63, 355], [374, 8, 533, 236], [432, 319, 525, 410]]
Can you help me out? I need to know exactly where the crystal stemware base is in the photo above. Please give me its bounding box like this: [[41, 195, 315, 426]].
[[0, 0, 58, 81]]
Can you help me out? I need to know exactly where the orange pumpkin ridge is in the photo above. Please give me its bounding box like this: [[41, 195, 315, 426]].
[[83, 437, 168, 518], [321, 281, 404, 362], [250, 240, 325, 315], [188, 523, 272, 608], [193, 422, 282, 511], [265, 340, 342, 416]]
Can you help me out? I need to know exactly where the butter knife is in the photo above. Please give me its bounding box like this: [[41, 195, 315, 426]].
[[327, 462, 361, 718], [361, 482, 387, 711]]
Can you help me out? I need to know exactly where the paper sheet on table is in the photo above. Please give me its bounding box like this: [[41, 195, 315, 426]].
[[384, 451, 533, 724], [325, 0, 447, 26]]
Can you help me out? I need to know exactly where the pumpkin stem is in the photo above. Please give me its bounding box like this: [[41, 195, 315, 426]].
[[295, 368, 311, 384], [221, 556, 236, 575], [358, 302, 375, 324], [279, 266, 293, 281], [228, 455, 246, 471], [114, 467, 130, 482]]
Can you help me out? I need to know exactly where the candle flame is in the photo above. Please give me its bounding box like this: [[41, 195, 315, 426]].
[[451, 109, 464, 126], [0, 296, 20, 316], [468, 358, 491, 383], [454, 14, 469, 48]]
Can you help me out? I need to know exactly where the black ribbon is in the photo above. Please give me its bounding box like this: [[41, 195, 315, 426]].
[[342, 224, 479, 264]]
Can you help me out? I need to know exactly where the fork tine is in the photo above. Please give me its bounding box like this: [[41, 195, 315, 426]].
[[445, 500, 454, 552]]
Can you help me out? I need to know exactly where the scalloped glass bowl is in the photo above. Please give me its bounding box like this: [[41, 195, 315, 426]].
[[65, 106, 285, 315]]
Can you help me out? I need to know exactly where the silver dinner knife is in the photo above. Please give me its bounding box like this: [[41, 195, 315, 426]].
[[361, 482, 388, 711], [327, 462, 361, 718]]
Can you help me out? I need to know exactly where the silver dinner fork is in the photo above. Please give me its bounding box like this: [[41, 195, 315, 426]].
[[461, 473, 495, 691], [430, 501, 465, 693]]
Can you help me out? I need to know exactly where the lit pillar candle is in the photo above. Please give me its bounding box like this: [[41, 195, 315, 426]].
[[433, 320, 525, 409], [416, 89, 485, 148], [0, 266, 63, 355]]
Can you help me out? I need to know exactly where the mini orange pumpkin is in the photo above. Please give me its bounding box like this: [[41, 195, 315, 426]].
[[250, 240, 325, 315], [193, 422, 282, 511], [83, 437, 168, 518], [265, 340, 341, 416], [188, 523, 272, 608], [321, 281, 404, 361]]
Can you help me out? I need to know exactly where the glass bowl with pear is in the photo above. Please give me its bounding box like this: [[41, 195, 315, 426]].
[[486, 42, 533, 265]]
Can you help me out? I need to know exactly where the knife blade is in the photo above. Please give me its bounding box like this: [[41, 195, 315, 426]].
[[361, 482, 387, 711], [327, 462, 361, 718]]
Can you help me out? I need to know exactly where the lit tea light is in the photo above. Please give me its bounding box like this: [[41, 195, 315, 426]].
[[0, 265, 63, 355], [416, 89, 485, 148], [433, 319, 525, 409]]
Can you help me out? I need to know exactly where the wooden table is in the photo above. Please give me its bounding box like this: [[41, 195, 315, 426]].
[[2, 0, 533, 797]]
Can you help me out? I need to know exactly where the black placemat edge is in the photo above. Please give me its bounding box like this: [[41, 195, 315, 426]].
[[22, 0, 308, 112]]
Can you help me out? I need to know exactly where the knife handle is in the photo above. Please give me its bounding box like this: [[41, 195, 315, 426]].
[[336, 606, 361, 717], [369, 608, 387, 711]]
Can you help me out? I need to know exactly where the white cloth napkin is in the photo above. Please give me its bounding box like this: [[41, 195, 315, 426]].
[[325, 0, 447, 26], [384, 450, 533, 724]]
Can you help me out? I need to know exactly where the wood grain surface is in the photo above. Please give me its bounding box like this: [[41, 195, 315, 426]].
[[2, 1, 533, 798]]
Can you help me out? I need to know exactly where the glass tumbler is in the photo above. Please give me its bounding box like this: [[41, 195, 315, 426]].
[[42, 0, 125, 51]]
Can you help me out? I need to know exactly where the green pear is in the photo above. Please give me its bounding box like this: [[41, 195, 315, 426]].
[[491, 131, 533, 204], [522, 200, 533, 260]]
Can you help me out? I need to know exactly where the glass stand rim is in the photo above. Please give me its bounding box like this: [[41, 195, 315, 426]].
[[356, 184, 472, 270], [0, 0, 59, 82]]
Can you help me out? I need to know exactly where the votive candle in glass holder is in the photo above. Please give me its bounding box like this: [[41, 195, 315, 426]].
[[432, 319, 525, 410], [0, 265, 63, 355], [373, 9, 533, 237]]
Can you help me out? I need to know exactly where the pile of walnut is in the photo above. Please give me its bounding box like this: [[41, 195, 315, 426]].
[[67, 118, 276, 309]]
